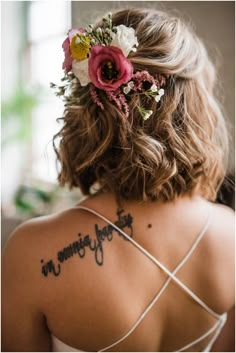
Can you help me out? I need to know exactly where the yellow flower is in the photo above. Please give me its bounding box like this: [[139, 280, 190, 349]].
[[70, 34, 91, 61]]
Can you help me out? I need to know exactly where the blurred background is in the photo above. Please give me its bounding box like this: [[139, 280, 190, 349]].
[[1, 1, 235, 249]]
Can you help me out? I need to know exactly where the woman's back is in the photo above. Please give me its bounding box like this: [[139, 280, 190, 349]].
[[3, 193, 233, 351], [2, 8, 234, 351]]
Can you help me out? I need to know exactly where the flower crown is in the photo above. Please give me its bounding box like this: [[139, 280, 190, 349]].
[[51, 13, 166, 120]]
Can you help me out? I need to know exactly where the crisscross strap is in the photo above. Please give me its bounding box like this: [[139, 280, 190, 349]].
[[76, 205, 226, 352], [177, 313, 227, 352]]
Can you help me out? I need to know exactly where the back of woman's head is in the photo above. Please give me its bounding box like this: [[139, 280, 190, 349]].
[[53, 8, 228, 203]]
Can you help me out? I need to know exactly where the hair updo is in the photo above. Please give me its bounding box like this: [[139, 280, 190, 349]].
[[53, 8, 228, 203]]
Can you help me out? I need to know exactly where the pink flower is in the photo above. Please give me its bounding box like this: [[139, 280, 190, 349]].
[[62, 28, 85, 72], [62, 37, 72, 72], [89, 85, 104, 110], [88, 45, 133, 91]]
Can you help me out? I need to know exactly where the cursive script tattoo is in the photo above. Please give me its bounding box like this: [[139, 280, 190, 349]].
[[40, 209, 133, 277]]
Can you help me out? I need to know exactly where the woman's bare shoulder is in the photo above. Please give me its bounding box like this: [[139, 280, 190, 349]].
[[2, 206, 91, 276], [3, 204, 91, 246], [209, 202, 234, 248], [2, 194, 118, 279], [203, 201, 235, 311], [211, 201, 235, 217]]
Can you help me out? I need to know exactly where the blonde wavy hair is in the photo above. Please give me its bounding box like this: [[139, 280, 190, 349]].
[[53, 8, 228, 203]]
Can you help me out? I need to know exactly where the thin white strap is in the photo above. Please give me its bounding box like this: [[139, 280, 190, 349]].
[[99, 276, 175, 351], [99, 206, 214, 352], [177, 313, 227, 352], [202, 313, 227, 352], [99, 259, 197, 351], [77, 205, 221, 321]]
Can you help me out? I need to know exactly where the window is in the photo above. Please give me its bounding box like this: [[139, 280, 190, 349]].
[[28, 1, 71, 182]]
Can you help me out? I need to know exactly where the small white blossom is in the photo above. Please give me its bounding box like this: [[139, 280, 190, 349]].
[[123, 86, 131, 94], [154, 88, 165, 103], [143, 110, 153, 120], [154, 95, 161, 103], [111, 24, 138, 57], [158, 88, 165, 96], [150, 84, 158, 92], [123, 81, 134, 94], [72, 59, 90, 86], [128, 81, 134, 89]]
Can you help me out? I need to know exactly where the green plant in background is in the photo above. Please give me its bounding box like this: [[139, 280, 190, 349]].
[[15, 185, 50, 215], [14, 184, 54, 218], [1, 84, 39, 147], [14, 182, 81, 219]]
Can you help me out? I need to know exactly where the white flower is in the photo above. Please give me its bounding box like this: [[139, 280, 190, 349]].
[[123, 86, 131, 94], [154, 95, 161, 103], [123, 81, 134, 94], [143, 110, 153, 120], [128, 81, 134, 89], [111, 25, 138, 57], [150, 84, 158, 92], [154, 89, 165, 103], [158, 88, 164, 96], [72, 59, 90, 86], [75, 37, 81, 44], [123, 86, 129, 94]]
